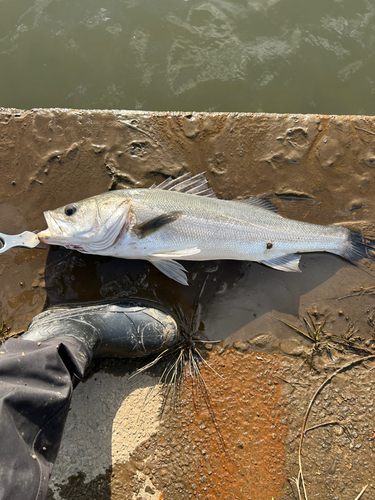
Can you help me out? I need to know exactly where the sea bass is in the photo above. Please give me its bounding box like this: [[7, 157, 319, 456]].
[[38, 172, 374, 285]]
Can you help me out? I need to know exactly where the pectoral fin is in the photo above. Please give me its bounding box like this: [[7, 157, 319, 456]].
[[150, 258, 189, 286], [260, 254, 301, 272], [133, 211, 182, 239]]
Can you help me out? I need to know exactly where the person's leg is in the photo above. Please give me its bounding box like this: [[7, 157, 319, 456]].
[[0, 302, 179, 500], [0, 336, 89, 500]]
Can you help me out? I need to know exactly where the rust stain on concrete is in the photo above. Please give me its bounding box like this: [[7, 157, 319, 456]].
[[183, 350, 287, 500], [111, 349, 287, 500]]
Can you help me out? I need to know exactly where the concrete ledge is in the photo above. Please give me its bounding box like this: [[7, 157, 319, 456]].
[[1, 107, 375, 332], [1, 108, 375, 499]]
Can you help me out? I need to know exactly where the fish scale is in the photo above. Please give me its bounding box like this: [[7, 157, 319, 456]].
[[122, 189, 348, 260], [37, 172, 374, 285]]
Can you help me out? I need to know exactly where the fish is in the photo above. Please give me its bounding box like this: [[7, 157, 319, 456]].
[[37, 172, 375, 286]]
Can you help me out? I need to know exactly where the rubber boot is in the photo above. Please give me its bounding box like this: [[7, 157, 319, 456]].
[[22, 301, 179, 360]]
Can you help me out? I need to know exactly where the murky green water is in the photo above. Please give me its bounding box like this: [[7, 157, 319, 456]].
[[1, 0, 375, 114]]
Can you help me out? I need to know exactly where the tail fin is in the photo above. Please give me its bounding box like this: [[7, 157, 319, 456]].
[[343, 230, 375, 265]]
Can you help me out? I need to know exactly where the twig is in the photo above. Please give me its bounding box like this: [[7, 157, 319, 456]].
[[119, 119, 160, 145], [339, 286, 375, 300], [268, 313, 314, 342], [276, 375, 309, 388], [288, 477, 303, 500], [303, 419, 347, 436], [297, 354, 375, 500], [355, 126, 375, 136], [354, 484, 368, 500]]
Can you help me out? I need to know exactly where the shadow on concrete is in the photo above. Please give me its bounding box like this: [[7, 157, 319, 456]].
[[47, 357, 162, 500], [43, 245, 354, 343]]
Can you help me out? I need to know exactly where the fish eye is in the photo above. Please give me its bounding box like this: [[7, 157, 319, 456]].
[[64, 204, 77, 216]]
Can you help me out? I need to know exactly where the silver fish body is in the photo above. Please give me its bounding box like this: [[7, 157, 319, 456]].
[[38, 173, 372, 285]]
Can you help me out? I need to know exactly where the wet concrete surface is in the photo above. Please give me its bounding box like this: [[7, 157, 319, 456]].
[[1, 108, 375, 498]]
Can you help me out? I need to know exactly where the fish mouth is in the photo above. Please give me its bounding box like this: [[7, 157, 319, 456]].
[[37, 211, 65, 243], [37, 229, 51, 243], [38, 199, 130, 251]]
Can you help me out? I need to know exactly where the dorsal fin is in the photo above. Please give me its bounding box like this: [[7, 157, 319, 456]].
[[237, 197, 280, 215], [150, 172, 217, 198]]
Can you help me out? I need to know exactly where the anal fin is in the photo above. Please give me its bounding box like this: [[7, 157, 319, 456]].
[[260, 254, 301, 272], [150, 258, 189, 286]]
